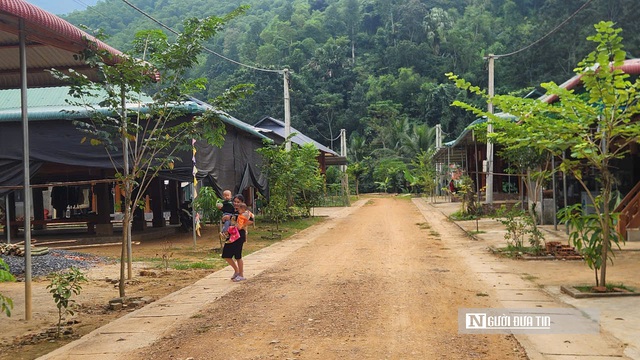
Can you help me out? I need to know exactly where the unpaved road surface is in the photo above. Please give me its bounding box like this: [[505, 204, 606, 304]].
[[133, 197, 527, 360]]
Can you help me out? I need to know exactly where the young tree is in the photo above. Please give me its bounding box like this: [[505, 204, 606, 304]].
[[53, 9, 251, 297], [292, 143, 325, 215], [498, 146, 552, 229], [257, 139, 324, 226], [47, 267, 87, 338], [347, 161, 366, 197], [447, 21, 640, 288], [410, 149, 437, 196]]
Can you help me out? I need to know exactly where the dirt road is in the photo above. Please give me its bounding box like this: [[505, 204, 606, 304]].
[[133, 197, 526, 359]]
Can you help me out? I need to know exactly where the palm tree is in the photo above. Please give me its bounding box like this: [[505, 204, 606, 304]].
[[400, 123, 436, 160], [348, 134, 368, 162]]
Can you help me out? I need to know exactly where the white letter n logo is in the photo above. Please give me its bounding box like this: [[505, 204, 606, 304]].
[[466, 313, 486, 329]]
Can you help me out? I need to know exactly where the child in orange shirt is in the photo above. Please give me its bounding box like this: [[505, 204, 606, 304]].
[[226, 202, 254, 243]]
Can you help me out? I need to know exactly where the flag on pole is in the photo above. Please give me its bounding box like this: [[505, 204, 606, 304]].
[[192, 139, 201, 237]]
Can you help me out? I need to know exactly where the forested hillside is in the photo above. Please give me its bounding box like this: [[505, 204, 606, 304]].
[[63, 0, 639, 191]]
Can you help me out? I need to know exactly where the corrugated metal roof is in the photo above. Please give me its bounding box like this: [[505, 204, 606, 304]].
[[253, 116, 340, 156], [186, 97, 269, 141], [0, 0, 123, 89], [0, 86, 122, 109], [539, 58, 640, 103], [432, 112, 515, 162], [0, 86, 157, 122], [0, 87, 269, 142]]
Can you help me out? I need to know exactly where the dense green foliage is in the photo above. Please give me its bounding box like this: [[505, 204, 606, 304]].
[[64, 0, 640, 193], [256, 140, 324, 226], [65, 0, 640, 132]]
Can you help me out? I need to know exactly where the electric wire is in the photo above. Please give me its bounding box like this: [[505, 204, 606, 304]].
[[69, 0, 110, 18], [493, 0, 593, 59], [71, 0, 93, 10], [120, 0, 282, 74]]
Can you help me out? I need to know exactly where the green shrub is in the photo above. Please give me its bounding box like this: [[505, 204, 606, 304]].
[[494, 203, 544, 254]]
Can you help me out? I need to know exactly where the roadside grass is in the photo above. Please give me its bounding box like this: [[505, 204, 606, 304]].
[[396, 194, 414, 201], [133, 215, 326, 271], [491, 245, 545, 258], [172, 261, 218, 270], [448, 210, 479, 221], [574, 283, 636, 293]]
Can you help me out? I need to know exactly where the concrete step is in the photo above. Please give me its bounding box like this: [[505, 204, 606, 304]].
[[626, 228, 640, 241]]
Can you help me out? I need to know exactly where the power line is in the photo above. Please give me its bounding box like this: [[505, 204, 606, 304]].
[[72, 0, 93, 10], [119, 0, 282, 74], [72, 0, 110, 18], [494, 0, 593, 59]]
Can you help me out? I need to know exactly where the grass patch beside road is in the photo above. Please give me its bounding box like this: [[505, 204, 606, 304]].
[[76, 215, 328, 273]]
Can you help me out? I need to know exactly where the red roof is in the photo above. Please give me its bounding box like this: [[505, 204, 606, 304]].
[[540, 58, 640, 103], [0, 0, 123, 89]]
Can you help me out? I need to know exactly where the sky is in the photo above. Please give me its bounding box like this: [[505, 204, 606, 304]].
[[27, 0, 99, 15]]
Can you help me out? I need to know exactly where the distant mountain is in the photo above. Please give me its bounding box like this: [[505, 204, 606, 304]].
[[27, 0, 100, 15], [52, 0, 640, 162]]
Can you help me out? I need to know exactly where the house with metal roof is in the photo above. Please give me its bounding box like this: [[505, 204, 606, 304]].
[[253, 116, 348, 174], [0, 86, 269, 237], [432, 113, 519, 201], [433, 59, 640, 231]]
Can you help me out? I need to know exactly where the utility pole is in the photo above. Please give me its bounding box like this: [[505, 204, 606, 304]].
[[19, 18, 32, 320], [340, 129, 350, 205], [485, 54, 495, 204], [283, 69, 291, 151]]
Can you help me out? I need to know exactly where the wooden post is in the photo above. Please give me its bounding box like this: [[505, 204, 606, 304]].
[[32, 188, 44, 230], [150, 178, 165, 228]]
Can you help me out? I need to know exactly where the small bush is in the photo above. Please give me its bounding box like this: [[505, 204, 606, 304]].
[[494, 203, 544, 254]]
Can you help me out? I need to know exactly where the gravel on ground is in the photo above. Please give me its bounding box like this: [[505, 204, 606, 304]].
[[1, 250, 112, 278]]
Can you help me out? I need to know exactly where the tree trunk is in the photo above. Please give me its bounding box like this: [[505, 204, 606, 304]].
[[119, 189, 133, 297], [524, 170, 539, 226], [351, 40, 355, 64], [127, 211, 133, 280], [599, 178, 612, 288], [119, 216, 127, 298]]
